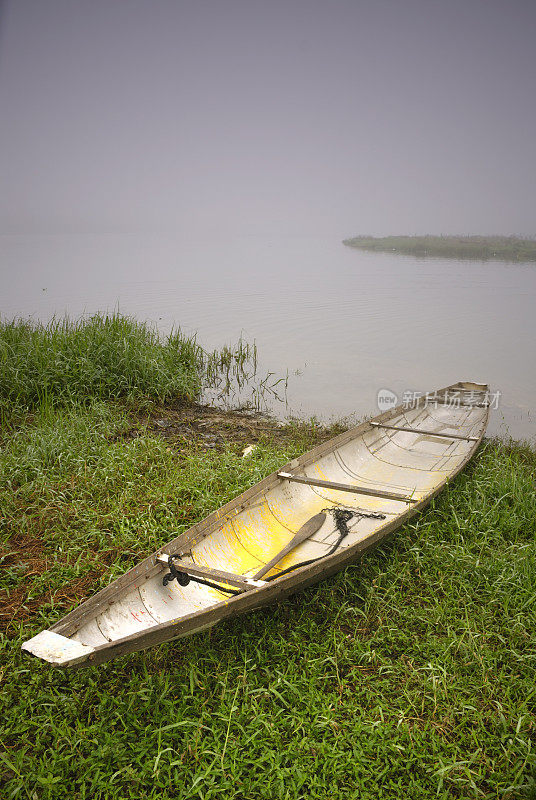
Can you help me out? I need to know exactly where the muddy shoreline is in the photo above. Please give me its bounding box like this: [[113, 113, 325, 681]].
[[117, 398, 348, 453]]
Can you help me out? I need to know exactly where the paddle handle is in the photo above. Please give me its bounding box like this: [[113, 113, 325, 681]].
[[253, 512, 326, 580]]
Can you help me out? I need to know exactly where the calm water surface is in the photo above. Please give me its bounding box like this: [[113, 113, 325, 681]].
[[1, 234, 535, 440]]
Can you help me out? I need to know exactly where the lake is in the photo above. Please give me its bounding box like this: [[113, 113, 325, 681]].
[[1, 233, 535, 440]]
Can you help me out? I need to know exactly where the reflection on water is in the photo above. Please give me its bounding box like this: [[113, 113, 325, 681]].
[[1, 233, 535, 440]]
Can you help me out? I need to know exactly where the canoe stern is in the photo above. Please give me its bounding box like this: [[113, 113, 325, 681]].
[[22, 630, 95, 667]]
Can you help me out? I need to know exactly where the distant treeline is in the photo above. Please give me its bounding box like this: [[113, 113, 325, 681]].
[[342, 235, 536, 262]]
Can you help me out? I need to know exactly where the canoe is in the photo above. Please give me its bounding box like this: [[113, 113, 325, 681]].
[[22, 381, 490, 668]]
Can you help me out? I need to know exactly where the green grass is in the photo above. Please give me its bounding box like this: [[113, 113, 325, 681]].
[[1, 417, 535, 798], [343, 235, 536, 262], [1, 315, 535, 798], [0, 314, 262, 426]]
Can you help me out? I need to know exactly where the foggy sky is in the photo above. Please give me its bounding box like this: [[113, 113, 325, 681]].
[[1, 0, 535, 238]]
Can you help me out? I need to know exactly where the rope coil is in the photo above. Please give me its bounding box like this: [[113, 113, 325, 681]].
[[264, 506, 386, 581]]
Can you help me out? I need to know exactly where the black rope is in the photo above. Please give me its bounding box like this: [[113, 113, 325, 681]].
[[163, 555, 240, 596], [264, 507, 386, 582]]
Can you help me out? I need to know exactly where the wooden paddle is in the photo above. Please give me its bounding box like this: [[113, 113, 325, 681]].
[[253, 512, 327, 580]]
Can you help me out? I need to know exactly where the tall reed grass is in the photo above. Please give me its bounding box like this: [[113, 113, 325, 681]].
[[0, 314, 263, 423]]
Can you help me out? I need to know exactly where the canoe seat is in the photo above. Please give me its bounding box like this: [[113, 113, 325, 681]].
[[156, 554, 267, 591], [277, 472, 417, 503]]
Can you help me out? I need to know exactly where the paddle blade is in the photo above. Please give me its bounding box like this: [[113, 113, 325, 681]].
[[253, 512, 327, 580]]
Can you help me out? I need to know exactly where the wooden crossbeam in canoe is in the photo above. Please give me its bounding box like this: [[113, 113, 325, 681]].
[[277, 472, 416, 503], [156, 555, 266, 590], [370, 422, 478, 441]]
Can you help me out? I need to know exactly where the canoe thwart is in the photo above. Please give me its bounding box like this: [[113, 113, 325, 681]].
[[156, 554, 267, 590], [277, 472, 417, 503], [369, 421, 479, 441]]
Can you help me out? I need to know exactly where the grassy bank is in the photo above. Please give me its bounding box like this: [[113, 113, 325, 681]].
[[0, 314, 264, 427], [343, 235, 536, 262], [1, 315, 535, 799]]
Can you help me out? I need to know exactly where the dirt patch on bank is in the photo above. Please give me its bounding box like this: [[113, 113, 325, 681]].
[[115, 398, 348, 453], [0, 534, 116, 632]]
